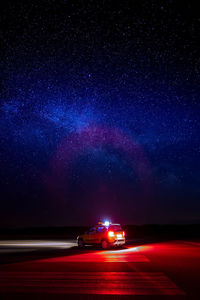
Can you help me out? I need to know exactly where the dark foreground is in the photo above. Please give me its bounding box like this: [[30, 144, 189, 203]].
[[0, 239, 199, 299]]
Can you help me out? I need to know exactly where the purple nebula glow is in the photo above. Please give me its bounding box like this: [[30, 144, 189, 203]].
[[44, 124, 154, 209]]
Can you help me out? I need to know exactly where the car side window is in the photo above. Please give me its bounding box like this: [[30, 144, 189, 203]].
[[96, 226, 106, 233], [89, 227, 96, 234]]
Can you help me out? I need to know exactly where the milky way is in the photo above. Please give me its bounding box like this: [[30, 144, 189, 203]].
[[0, 1, 199, 226]]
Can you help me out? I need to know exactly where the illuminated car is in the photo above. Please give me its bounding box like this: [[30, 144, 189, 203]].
[[77, 222, 126, 249]]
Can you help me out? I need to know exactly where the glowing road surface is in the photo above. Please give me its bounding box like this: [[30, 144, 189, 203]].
[[0, 240, 200, 299]]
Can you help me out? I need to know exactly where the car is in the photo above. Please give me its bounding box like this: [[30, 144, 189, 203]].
[[77, 221, 126, 249]]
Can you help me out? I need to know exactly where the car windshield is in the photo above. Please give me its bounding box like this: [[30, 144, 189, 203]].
[[109, 225, 122, 232]]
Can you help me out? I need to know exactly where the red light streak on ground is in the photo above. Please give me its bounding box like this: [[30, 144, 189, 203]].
[[1, 241, 200, 297], [136, 241, 200, 260], [0, 271, 184, 295], [35, 246, 150, 263]]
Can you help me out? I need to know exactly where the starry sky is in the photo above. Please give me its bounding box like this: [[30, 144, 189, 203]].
[[0, 0, 200, 227]]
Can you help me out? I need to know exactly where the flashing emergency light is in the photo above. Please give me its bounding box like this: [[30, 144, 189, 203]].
[[104, 221, 110, 226]]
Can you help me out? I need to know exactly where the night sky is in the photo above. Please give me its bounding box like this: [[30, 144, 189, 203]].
[[0, 0, 200, 227]]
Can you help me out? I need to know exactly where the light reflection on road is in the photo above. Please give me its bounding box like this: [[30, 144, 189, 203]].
[[38, 245, 150, 262], [0, 240, 77, 252]]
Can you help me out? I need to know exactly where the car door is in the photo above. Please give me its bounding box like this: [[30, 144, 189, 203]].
[[96, 226, 106, 243], [87, 227, 97, 244]]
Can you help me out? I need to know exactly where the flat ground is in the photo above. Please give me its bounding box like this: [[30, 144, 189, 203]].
[[0, 239, 199, 299]]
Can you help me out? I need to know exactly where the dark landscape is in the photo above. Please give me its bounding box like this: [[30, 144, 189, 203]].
[[1, 0, 200, 298]]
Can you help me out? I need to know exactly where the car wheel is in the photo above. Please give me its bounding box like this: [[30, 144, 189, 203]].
[[101, 240, 109, 249], [78, 239, 84, 248]]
